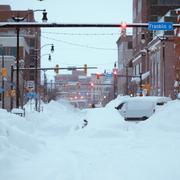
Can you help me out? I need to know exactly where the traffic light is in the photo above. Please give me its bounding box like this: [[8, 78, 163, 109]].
[[54, 64, 59, 74], [96, 73, 100, 79], [120, 22, 127, 37], [113, 69, 118, 79], [90, 82, 94, 88], [141, 32, 146, 44], [1, 67, 7, 77], [84, 64, 87, 75], [121, 22, 127, 29]]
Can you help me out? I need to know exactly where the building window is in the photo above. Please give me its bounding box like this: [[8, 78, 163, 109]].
[[30, 39, 35, 47], [10, 47, 17, 57], [135, 64, 140, 75], [138, 0, 142, 13], [128, 41, 132, 49], [139, 63, 142, 73]]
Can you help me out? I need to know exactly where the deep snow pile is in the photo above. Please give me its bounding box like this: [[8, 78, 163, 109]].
[[0, 97, 180, 180]]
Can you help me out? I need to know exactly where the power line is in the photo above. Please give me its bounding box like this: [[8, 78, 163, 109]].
[[42, 31, 121, 36], [41, 35, 117, 51], [58, 62, 115, 67]]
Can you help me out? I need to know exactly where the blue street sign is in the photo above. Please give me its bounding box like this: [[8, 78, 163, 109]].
[[0, 87, 4, 93], [105, 73, 113, 78], [26, 92, 38, 99], [148, 22, 173, 31], [10, 82, 16, 87]]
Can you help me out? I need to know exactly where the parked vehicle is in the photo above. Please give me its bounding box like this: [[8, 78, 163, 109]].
[[115, 96, 171, 121]]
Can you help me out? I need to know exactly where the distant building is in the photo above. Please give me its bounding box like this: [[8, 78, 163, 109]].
[[90, 72, 114, 106], [54, 70, 91, 108]]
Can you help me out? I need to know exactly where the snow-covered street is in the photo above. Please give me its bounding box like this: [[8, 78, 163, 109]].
[[1, 97, 180, 180]]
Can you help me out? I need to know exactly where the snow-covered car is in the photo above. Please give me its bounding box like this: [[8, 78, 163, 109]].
[[115, 96, 171, 121], [11, 108, 25, 117]]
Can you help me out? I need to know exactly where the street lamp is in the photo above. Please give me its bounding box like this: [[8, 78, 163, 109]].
[[113, 62, 118, 99], [34, 53, 52, 111], [40, 44, 54, 53], [12, 9, 48, 109], [33, 44, 54, 111]]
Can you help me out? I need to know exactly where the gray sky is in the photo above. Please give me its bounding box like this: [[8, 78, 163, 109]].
[[1, 0, 132, 80]]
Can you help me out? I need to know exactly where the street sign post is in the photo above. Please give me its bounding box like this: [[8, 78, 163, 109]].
[[148, 22, 173, 31]]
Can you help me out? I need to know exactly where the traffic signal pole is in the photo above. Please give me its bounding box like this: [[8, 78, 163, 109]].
[[15, 66, 97, 71], [0, 22, 179, 29]]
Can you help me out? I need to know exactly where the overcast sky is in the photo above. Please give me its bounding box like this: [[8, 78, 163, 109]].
[[1, 0, 132, 80]]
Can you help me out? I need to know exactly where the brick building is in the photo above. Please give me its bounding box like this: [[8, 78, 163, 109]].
[[129, 1, 180, 98], [132, 0, 180, 54], [0, 5, 41, 109], [130, 9, 180, 98]]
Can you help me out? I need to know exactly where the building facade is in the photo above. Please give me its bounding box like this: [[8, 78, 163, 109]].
[[129, 1, 180, 98], [116, 35, 133, 95], [0, 5, 41, 109], [133, 0, 180, 54]]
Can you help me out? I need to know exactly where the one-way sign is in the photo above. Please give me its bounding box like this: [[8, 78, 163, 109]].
[[148, 22, 173, 31]]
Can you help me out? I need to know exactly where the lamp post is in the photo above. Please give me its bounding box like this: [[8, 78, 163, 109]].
[[113, 62, 118, 99], [33, 43, 54, 111], [34, 53, 52, 111], [12, 9, 48, 109]]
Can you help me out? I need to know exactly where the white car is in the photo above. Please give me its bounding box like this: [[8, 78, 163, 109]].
[[115, 96, 170, 121]]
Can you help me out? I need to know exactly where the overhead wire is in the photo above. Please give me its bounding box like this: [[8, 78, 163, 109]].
[[42, 31, 120, 36], [41, 35, 117, 51]]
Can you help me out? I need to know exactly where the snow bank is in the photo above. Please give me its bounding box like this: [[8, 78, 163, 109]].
[[1, 97, 180, 180], [143, 100, 180, 133]]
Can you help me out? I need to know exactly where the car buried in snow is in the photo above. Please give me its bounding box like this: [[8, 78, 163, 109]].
[[115, 96, 171, 121]]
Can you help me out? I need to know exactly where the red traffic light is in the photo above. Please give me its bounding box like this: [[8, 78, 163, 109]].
[[90, 82, 94, 87], [113, 69, 118, 79], [96, 73, 100, 79], [121, 22, 127, 29]]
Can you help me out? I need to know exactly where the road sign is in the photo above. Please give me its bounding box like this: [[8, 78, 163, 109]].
[[105, 73, 113, 78], [148, 22, 173, 31], [26, 92, 38, 99], [0, 87, 4, 93], [26, 81, 35, 89]]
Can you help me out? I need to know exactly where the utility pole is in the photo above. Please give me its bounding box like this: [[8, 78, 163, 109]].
[[139, 73, 143, 96], [125, 66, 128, 95], [16, 27, 20, 108], [162, 39, 166, 96], [10, 65, 14, 110], [35, 52, 38, 111]]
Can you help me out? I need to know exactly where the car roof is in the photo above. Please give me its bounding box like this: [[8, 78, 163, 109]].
[[120, 96, 171, 103]]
